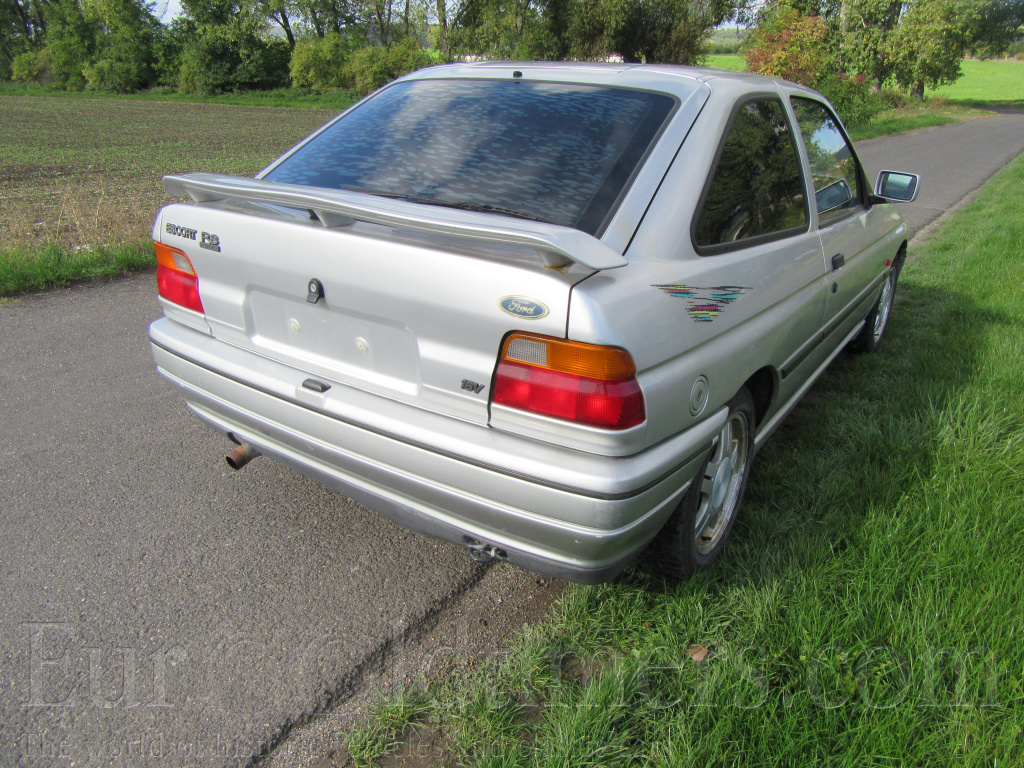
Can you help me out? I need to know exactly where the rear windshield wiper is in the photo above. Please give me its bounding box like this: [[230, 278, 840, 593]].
[[343, 186, 545, 222]]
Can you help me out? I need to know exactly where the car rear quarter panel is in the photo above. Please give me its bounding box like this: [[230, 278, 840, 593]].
[[570, 79, 832, 448]]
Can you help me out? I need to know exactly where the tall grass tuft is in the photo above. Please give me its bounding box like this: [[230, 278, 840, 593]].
[[0, 242, 154, 295]]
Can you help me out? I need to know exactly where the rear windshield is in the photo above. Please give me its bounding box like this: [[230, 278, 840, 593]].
[[264, 78, 676, 235]]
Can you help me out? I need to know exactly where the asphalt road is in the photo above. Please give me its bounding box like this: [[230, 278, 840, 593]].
[[2, 112, 1023, 768]]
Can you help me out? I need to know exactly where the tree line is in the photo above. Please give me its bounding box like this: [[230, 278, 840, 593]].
[[744, 0, 1024, 103], [1, 0, 1021, 100]]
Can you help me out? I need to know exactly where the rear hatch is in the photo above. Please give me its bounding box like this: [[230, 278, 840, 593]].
[[154, 73, 689, 425], [156, 196, 595, 424]]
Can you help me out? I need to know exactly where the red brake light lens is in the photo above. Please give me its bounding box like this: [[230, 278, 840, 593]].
[[492, 333, 645, 430], [155, 242, 204, 315]]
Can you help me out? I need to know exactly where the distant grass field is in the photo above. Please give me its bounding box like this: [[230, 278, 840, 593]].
[[699, 54, 999, 140], [0, 96, 338, 293], [342, 147, 1024, 768], [931, 58, 1024, 107], [704, 53, 747, 71], [0, 82, 360, 110]]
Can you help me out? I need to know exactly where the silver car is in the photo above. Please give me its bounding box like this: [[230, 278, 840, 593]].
[[150, 62, 919, 583]]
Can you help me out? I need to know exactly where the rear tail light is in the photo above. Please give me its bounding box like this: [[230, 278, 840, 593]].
[[492, 333, 645, 430], [155, 242, 204, 315]]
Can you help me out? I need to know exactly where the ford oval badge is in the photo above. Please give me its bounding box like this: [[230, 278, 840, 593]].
[[499, 296, 549, 320]]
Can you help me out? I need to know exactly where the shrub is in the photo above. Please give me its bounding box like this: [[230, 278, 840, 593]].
[[83, 27, 153, 93], [878, 88, 909, 109], [344, 38, 441, 97], [178, 22, 290, 95], [11, 49, 52, 85], [290, 32, 365, 91], [48, 36, 90, 90]]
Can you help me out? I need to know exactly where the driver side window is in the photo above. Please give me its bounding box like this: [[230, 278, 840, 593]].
[[791, 97, 861, 223]]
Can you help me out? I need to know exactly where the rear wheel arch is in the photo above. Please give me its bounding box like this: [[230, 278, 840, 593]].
[[645, 386, 756, 579]]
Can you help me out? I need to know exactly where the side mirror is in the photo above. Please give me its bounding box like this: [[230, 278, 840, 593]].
[[874, 170, 920, 203]]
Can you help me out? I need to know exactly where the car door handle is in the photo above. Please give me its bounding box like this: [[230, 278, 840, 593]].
[[831, 253, 845, 270]]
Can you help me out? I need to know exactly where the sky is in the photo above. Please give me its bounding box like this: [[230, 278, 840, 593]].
[[156, 0, 182, 22]]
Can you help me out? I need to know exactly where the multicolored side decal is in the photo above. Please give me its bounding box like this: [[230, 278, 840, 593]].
[[653, 284, 752, 322]]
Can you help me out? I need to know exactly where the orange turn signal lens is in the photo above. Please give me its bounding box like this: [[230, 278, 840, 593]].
[[501, 333, 636, 380], [155, 242, 196, 275]]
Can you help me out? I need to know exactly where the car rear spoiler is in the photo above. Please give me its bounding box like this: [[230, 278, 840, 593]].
[[163, 173, 628, 271]]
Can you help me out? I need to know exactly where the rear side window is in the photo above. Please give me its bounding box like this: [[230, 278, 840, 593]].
[[265, 79, 677, 236], [693, 98, 808, 253]]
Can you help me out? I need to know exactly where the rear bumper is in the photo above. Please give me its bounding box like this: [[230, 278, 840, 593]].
[[149, 317, 720, 583]]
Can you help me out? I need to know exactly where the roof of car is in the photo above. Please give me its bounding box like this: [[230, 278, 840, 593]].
[[400, 61, 822, 101]]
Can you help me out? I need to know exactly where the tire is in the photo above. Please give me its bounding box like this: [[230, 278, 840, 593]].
[[853, 266, 897, 354], [646, 387, 756, 580]]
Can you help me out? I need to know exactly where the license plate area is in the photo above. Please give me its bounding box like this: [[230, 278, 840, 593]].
[[247, 289, 419, 393]]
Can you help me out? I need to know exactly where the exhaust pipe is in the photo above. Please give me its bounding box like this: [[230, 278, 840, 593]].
[[226, 443, 261, 470]]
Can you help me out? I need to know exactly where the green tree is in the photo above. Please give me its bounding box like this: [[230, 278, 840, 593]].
[[179, 0, 237, 25], [743, 2, 882, 126], [889, 0, 977, 97], [971, 0, 1024, 57], [176, 0, 291, 94], [449, 0, 549, 58], [256, 0, 298, 48], [754, 0, 1022, 96], [151, 16, 188, 85], [81, 0, 157, 92], [611, 0, 734, 62], [434, 0, 450, 55], [295, 0, 361, 36], [177, 18, 290, 93], [0, 0, 51, 79], [449, 0, 735, 62], [43, 0, 96, 89], [10, 45, 51, 82]]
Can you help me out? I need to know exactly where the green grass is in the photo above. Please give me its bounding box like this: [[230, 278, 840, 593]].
[[345, 689, 432, 767], [704, 53, 748, 71], [344, 151, 1024, 766], [0, 242, 154, 294], [930, 58, 1024, 108], [847, 102, 991, 141], [0, 95, 336, 173], [0, 82, 361, 110]]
